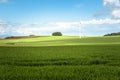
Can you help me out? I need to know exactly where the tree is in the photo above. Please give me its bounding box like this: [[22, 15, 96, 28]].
[[104, 32, 120, 36], [29, 35, 35, 37], [52, 32, 62, 36], [5, 36, 14, 39]]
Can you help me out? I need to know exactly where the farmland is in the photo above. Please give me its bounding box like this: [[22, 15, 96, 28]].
[[0, 36, 120, 80], [0, 36, 120, 46]]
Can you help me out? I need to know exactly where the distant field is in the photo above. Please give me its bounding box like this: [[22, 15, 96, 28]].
[[0, 36, 120, 46], [0, 36, 120, 80]]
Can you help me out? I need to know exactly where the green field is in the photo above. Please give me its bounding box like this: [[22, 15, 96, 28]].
[[0, 36, 120, 80], [0, 36, 120, 46]]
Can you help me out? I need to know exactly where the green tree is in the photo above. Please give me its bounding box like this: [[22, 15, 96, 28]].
[[52, 32, 62, 36]]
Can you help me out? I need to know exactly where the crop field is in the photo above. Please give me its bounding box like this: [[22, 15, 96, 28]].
[[0, 36, 120, 80], [0, 36, 120, 46]]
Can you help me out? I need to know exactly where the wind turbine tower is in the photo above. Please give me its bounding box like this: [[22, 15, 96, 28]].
[[79, 22, 83, 38]]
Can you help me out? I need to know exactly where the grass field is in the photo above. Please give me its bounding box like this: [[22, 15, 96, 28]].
[[0, 36, 120, 80], [0, 36, 120, 46]]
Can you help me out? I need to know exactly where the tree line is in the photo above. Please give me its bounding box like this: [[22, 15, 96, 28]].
[[104, 32, 120, 36]]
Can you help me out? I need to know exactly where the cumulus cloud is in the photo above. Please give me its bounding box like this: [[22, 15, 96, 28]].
[[81, 18, 120, 25], [0, 20, 14, 36], [111, 9, 120, 18], [103, 0, 120, 18], [14, 22, 79, 36], [0, 28, 5, 34], [103, 0, 120, 7], [1, 18, 120, 37]]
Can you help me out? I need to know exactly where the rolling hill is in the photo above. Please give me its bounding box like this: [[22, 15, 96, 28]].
[[0, 36, 120, 46]]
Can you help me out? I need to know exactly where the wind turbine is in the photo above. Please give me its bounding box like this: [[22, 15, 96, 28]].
[[79, 22, 83, 38]]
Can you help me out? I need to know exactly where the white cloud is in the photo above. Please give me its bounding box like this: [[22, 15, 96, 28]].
[[103, 0, 120, 18], [104, 0, 120, 7], [0, 0, 8, 3], [0, 20, 13, 35], [0, 20, 5, 24], [0, 18, 120, 37], [15, 22, 79, 35], [0, 28, 5, 34], [81, 18, 120, 25], [111, 9, 120, 18], [12, 18, 120, 36]]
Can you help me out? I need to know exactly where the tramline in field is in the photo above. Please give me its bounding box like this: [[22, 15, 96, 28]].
[[0, 36, 120, 80]]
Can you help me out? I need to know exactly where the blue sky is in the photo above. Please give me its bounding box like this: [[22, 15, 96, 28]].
[[0, 0, 120, 37], [0, 0, 103, 23]]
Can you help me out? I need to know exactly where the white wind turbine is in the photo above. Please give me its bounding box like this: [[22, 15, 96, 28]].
[[78, 22, 83, 38]]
